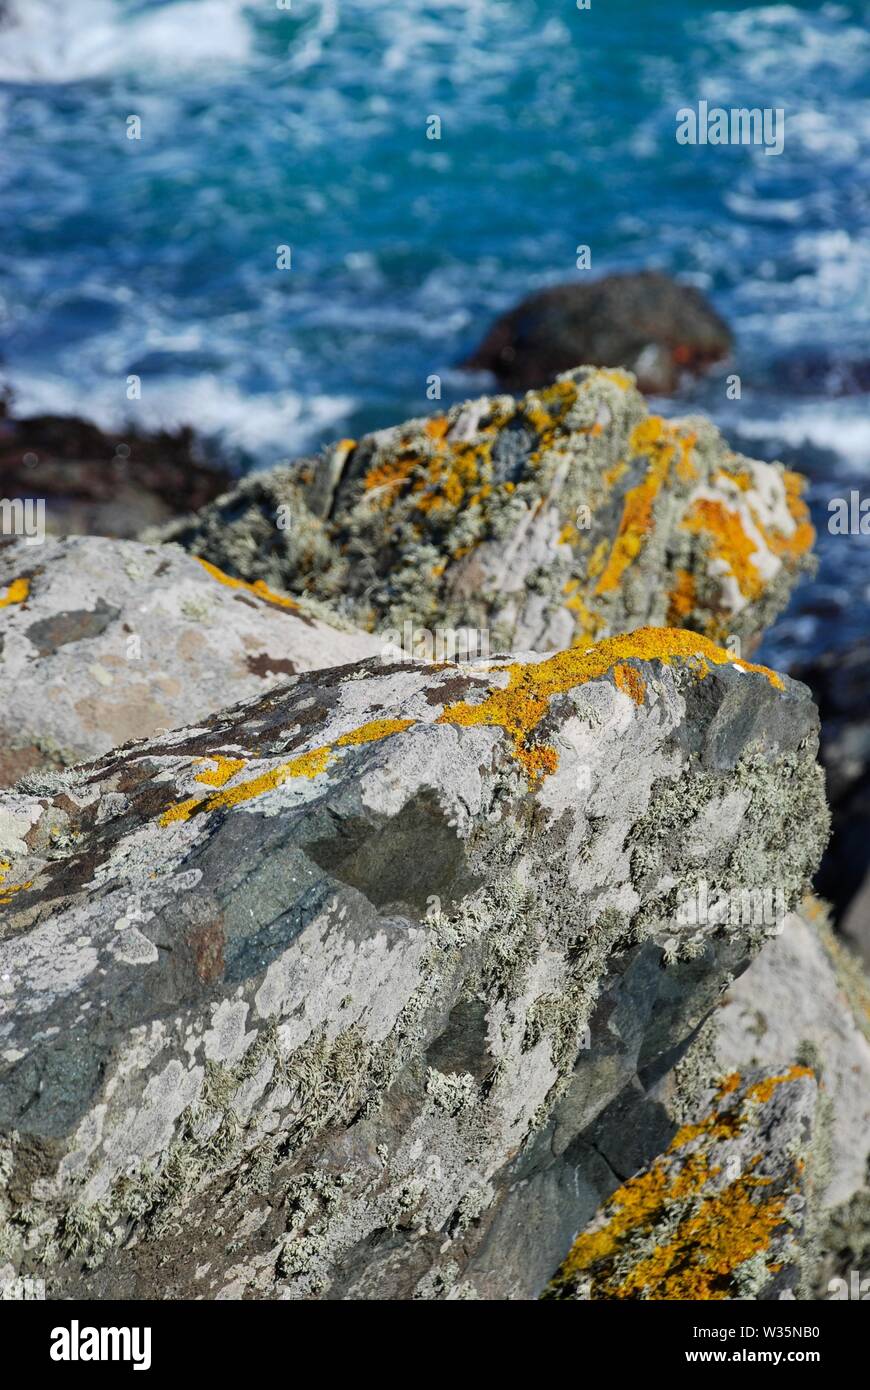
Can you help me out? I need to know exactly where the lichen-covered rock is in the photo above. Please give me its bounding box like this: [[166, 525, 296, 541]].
[[460, 271, 733, 394], [712, 897, 870, 1295], [543, 1066, 819, 1301], [154, 367, 814, 657], [0, 535, 380, 785], [714, 899, 870, 1214], [0, 628, 827, 1298]]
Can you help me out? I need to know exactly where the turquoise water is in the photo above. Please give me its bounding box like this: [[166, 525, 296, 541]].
[[0, 0, 868, 658]]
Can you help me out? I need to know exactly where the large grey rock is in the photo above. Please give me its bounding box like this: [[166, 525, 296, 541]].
[[153, 368, 815, 658], [0, 535, 380, 785], [0, 627, 826, 1298]]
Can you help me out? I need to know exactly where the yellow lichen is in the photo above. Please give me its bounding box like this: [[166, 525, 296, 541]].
[[335, 718, 415, 747], [554, 1065, 812, 1300], [196, 558, 299, 611], [0, 858, 33, 905], [612, 663, 647, 706], [159, 719, 415, 826], [594, 418, 676, 595], [0, 577, 29, 608], [667, 568, 697, 624], [682, 498, 766, 602], [438, 627, 784, 781]]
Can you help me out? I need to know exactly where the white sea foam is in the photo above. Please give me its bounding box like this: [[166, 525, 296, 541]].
[[5, 368, 355, 460], [0, 0, 254, 83]]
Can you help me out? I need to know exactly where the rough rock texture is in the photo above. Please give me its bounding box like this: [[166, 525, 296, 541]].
[[0, 535, 380, 785], [792, 640, 870, 968], [712, 898, 870, 1296], [460, 272, 732, 394], [0, 629, 826, 1299], [543, 1066, 819, 1300], [154, 368, 814, 657], [0, 405, 232, 538]]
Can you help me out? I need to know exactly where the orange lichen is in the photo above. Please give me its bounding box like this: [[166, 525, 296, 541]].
[[0, 577, 29, 608], [676, 431, 698, 482], [764, 471, 815, 561], [716, 465, 753, 492], [667, 568, 696, 624], [594, 417, 676, 595], [159, 718, 415, 826], [192, 755, 247, 787], [362, 456, 417, 505], [438, 627, 784, 781], [598, 368, 633, 390], [612, 663, 646, 705], [552, 1067, 812, 1300], [335, 718, 415, 746], [0, 858, 33, 905], [682, 498, 766, 602], [195, 558, 299, 611]]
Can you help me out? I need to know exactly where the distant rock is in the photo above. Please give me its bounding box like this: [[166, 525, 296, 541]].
[[0, 535, 380, 784], [461, 271, 732, 394], [0, 404, 232, 538], [543, 1066, 819, 1300], [154, 367, 814, 657], [0, 628, 826, 1298]]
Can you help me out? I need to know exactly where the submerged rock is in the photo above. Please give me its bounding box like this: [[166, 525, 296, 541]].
[[460, 271, 732, 394], [543, 1066, 819, 1301], [0, 536, 380, 785], [0, 628, 826, 1298], [155, 367, 814, 657]]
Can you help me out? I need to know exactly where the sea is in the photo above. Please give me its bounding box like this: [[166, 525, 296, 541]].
[[0, 0, 867, 665]]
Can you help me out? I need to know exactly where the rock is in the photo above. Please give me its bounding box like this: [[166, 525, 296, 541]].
[[0, 535, 380, 785], [154, 367, 814, 657], [543, 1066, 819, 1300], [460, 272, 732, 394], [714, 899, 870, 1214], [0, 628, 826, 1299], [0, 404, 232, 538], [791, 640, 870, 968], [712, 898, 870, 1295]]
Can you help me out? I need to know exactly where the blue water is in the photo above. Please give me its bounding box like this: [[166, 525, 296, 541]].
[[0, 0, 868, 662]]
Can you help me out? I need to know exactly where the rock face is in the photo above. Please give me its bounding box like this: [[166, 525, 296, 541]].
[[155, 368, 814, 657], [460, 272, 732, 394], [543, 1066, 819, 1301], [0, 536, 381, 786], [0, 629, 827, 1299], [0, 406, 232, 538], [792, 640, 870, 968]]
